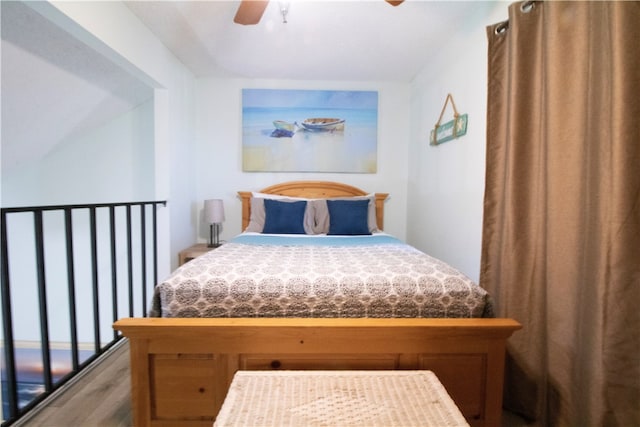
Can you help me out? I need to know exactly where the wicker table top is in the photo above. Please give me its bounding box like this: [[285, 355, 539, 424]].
[[214, 370, 470, 427]]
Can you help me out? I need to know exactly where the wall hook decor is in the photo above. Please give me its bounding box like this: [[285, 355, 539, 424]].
[[430, 93, 468, 146]]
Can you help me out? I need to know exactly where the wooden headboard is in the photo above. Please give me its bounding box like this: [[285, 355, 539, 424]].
[[238, 181, 389, 231]]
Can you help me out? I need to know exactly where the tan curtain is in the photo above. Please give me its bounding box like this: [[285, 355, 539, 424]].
[[481, 1, 640, 426]]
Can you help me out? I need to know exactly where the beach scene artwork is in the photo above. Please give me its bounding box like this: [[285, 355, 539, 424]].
[[242, 89, 378, 173]]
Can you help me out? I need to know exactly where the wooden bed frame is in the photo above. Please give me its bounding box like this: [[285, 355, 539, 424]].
[[113, 181, 521, 427]]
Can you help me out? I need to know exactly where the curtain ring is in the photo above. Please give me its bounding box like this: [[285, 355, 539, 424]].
[[494, 21, 509, 35], [520, 1, 535, 13]]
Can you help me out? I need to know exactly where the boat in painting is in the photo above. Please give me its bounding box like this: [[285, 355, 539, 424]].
[[271, 120, 297, 137], [273, 120, 296, 131], [300, 118, 345, 132]]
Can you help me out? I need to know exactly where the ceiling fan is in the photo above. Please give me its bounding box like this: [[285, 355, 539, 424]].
[[234, 0, 404, 25]]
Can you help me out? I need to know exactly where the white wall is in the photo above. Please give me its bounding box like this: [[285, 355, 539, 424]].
[[407, 3, 507, 283], [195, 79, 411, 242], [2, 100, 154, 206], [42, 1, 197, 272]]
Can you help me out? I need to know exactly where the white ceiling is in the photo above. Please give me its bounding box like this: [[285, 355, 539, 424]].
[[125, 0, 495, 81], [1, 0, 496, 178]]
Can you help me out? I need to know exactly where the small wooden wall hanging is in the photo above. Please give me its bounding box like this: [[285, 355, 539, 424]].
[[430, 93, 468, 146]]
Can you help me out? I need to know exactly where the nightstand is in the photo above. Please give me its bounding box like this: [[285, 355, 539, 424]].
[[178, 243, 218, 265]]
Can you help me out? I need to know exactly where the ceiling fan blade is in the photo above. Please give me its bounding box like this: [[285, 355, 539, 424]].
[[385, 0, 404, 6], [234, 0, 269, 25]]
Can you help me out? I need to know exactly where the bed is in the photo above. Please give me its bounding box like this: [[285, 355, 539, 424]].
[[113, 181, 521, 427]]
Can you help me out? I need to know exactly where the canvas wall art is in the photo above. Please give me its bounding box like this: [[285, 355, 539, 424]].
[[242, 89, 378, 173]]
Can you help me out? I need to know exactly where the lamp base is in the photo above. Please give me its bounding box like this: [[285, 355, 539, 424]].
[[208, 223, 222, 248]]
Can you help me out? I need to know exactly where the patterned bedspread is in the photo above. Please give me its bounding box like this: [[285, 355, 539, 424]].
[[150, 234, 494, 318]]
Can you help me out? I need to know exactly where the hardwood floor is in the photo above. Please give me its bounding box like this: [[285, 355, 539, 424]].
[[15, 340, 132, 427]]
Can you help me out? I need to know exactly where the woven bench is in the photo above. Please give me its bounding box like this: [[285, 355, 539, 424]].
[[214, 370, 470, 427]]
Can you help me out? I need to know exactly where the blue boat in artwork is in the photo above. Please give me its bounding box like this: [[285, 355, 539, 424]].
[[270, 120, 297, 138], [273, 120, 296, 131]]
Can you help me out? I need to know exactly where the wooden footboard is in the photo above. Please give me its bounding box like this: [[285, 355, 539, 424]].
[[113, 318, 521, 427]]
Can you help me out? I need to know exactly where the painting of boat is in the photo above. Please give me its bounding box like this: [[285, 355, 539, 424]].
[[300, 118, 345, 132], [242, 88, 377, 172]]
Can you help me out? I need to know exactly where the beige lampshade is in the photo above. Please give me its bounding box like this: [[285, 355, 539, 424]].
[[204, 199, 225, 224]]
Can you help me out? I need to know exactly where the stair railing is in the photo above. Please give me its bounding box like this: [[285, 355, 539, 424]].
[[1, 200, 166, 426]]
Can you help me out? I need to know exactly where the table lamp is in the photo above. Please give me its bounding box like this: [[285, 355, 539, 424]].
[[204, 199, 224, 248]]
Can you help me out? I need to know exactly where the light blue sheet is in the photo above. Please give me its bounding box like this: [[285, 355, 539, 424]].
[[230, 234, 402, 246]]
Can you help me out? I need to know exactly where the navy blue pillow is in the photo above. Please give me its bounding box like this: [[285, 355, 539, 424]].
[[262, 199, 307, 234], [327, 199, 371, 235]]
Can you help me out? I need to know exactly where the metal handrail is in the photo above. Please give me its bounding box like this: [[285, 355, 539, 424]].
[[1, 200, 166, 426]]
